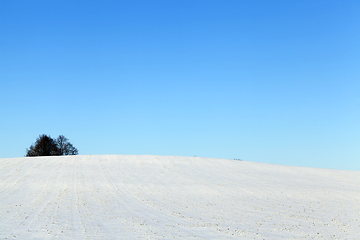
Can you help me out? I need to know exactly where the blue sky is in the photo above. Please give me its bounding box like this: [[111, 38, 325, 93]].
[[1, 0, 359, 170]]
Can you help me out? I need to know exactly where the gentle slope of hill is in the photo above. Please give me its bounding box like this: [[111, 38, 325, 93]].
[[0, 155, 359, 239]]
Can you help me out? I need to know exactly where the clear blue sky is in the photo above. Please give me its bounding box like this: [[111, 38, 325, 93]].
[[1, 0, 359, 170]]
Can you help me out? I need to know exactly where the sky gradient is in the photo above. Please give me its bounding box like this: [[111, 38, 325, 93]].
[[1, 0, 359, 170]]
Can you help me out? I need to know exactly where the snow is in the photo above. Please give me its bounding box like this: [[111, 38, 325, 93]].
[[0, 155, 359, 239]]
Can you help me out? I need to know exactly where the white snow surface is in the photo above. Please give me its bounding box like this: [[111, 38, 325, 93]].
[[0, 155, 359, 239]]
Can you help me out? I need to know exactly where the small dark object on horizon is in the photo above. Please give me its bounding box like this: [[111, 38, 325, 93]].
[[26, 134, 78, 157]]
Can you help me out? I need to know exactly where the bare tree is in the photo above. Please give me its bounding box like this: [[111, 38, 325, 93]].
[[56, 135, 78, 155]]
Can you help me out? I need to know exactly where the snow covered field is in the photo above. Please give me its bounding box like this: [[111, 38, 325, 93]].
[[0, 155, 359, 239]]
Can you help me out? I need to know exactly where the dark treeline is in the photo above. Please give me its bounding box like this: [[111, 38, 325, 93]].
[[26, 134, 78, 157]]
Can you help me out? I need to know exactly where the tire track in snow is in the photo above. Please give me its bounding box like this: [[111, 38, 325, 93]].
[[100, 156, 248, 239], [79, 156, 123, 238], [98, 156, 212, 239], [0, 157, 28, 183], [0, 160, 43, 199], [3, 158, 66, 239]]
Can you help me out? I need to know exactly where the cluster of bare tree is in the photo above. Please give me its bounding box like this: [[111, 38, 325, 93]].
[[26, 134, 78, 157]]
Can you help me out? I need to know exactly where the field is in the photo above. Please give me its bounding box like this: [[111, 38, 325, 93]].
[[0, 155, 359, 239]]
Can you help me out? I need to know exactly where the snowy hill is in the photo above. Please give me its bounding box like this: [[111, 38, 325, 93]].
[[0, 155, 359, 239]]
